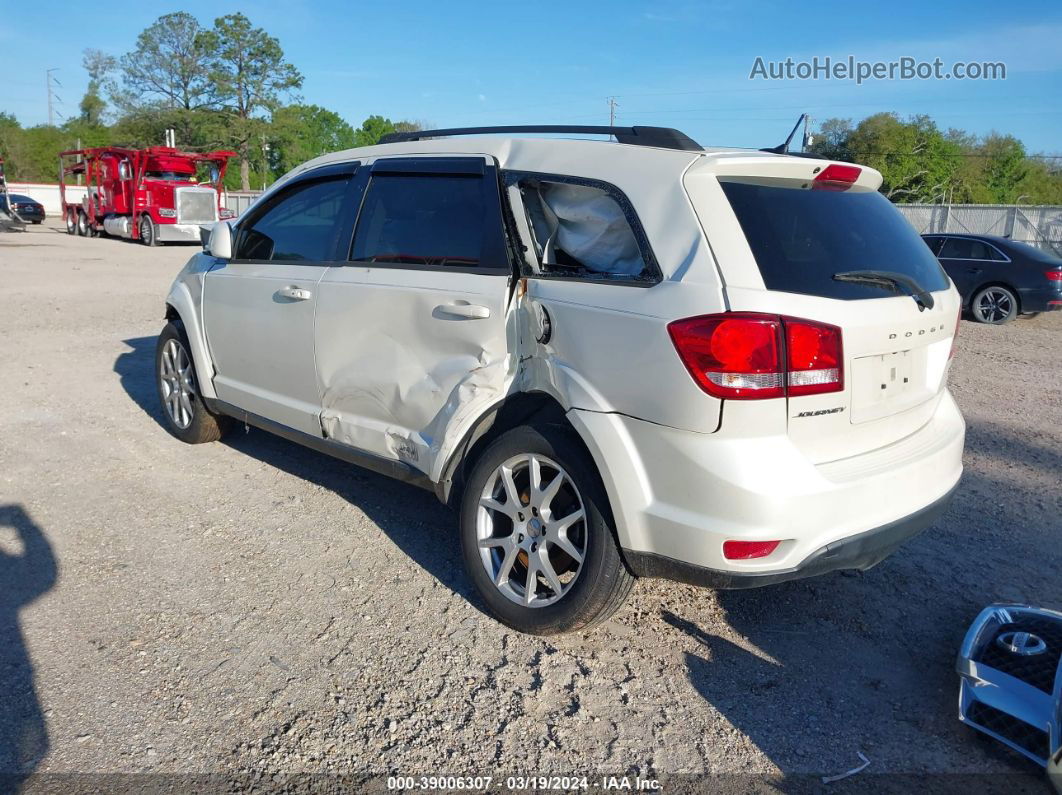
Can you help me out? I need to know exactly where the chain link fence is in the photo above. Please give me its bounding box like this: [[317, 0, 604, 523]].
[[896, 204, 1062, 256]]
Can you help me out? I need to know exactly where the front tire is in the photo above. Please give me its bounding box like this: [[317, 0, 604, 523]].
[[155, 322, 231, 444], [971, 285, 1018, 324], [460, 425, 634, 635], [139, 215, 158, 246]]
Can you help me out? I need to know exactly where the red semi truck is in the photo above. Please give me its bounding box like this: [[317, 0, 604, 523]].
[[58, 146, 236, 245]]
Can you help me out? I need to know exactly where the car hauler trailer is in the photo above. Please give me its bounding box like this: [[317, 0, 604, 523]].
[[58, 146, 235, 245]]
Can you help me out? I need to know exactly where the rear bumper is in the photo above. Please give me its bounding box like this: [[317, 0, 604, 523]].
[[1017, 284, 1062, 313], [625, 483, 957, 588], [570, 389, 965, 586]]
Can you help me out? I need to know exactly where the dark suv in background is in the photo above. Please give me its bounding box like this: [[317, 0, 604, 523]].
[[923, 233, 1062, 324]]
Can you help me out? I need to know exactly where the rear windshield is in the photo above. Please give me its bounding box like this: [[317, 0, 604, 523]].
[[720, 177, 950, 300]]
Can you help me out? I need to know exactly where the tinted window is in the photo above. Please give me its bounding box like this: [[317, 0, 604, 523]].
[[351, 174, 503, 269], [922, 236, 944, 255], [939, 238, 974, 259], [720, 178, 950, 299], [236, 177, 350, 261]]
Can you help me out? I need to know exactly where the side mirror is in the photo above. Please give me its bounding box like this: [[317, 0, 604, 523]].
[[118, 161, 131, 180], [209, 165, 220, 183], [207, 221, 233, 259]]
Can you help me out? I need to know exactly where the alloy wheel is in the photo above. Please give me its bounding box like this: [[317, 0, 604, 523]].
[[159, 338, 195, 429], [476, 453, 588, 607], [975, 288, 1014, 323]]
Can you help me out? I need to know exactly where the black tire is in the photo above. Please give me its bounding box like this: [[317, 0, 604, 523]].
[[459, 424, 634, 635], [971, 285, 1018, 324], [65, 210, 76, 235], [76, 211, 88, 237], [139, 215, 158, 246], [155, 322, 231, 444]]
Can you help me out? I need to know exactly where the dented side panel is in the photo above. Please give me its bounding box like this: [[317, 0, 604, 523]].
[[314, 265, 516, 480]]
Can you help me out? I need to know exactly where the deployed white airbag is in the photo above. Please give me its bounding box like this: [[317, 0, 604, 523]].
[[536, 182, 645, 276]]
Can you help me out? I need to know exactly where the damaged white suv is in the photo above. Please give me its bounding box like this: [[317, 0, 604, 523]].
[[158, 125, 965, 634]]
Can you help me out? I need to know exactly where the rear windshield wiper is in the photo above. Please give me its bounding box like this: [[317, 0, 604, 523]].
[[833, 270, 935, 311]]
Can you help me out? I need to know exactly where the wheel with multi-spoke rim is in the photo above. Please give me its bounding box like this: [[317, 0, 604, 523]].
[[155, 322, 230, 444], [460, 425, 634, 634], [971, 285, 1017, 324], [139, 215, 158, 246]]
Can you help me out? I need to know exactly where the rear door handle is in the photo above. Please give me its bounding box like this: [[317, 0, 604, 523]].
[[434, 303, 491, 319], [277, 286, 312, 301]]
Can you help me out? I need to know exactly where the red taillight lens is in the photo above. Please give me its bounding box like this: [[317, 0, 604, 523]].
[[723, 540, 781, 560], [668, 313, 843, 400], [1045, 270, 1062, 282], [667, 314, 784, 399], [785, 319, 843, 396], [813, 163, 861, 191]]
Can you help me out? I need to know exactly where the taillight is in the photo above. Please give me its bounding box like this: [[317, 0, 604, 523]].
[[723, 540, 781, 560], [1046, 270, 1062, 282], [668, 313, 843, 400], [786, 320, 843, 396], [813, 163, 861, 190]]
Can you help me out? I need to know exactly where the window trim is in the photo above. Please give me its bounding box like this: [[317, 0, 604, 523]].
[[937, 235, 1012, 263], [230, 161, 360, 265], [501, 170, 662, 286], [344, 158, 513, 275]]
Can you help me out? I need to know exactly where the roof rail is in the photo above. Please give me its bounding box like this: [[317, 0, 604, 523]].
[[377, 125, 702, 152]]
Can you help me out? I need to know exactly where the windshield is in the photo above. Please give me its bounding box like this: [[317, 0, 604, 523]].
[[145, 171, 195, 182], [720, 177, 950, 300]]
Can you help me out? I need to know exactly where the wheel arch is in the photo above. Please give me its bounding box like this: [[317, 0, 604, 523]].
[[164, 285, 218, 400]]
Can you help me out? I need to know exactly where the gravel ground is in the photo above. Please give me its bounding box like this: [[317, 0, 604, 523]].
[[1, 222, 1059, 790]]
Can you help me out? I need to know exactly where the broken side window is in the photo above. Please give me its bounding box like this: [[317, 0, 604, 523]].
[[511, 174, 657, 282]]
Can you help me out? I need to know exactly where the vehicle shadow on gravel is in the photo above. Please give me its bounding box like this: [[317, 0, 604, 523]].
[[0, 504, 57, 784], [114, 336, 484, 613], [661, 455, 1057, 780]]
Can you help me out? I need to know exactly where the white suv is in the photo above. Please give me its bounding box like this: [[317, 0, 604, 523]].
[[158, 125, 965, 634]]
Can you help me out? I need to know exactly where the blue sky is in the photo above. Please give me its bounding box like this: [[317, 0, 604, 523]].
[[3, 0, 1061, 153]]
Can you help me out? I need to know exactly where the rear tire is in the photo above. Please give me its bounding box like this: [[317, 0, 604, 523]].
[[971, 285, 1018, 324], [65, 210, 76, 235], [75, 211, 88, 237], [459, 424, 634, 635], [155, 322, 231, 444]]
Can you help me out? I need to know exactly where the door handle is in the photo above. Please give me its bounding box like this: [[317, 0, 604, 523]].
[[434, 303, 491, 320], [277, 286, 312, 301]]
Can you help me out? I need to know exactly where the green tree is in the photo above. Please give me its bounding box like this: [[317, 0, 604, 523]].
[[352, 116, 422, 147], [79, 49, 116, 126], [269, 104, 355, 175], [201, 13, 303, 190], [117, 12, 218, 112], [977, 134, 1028, 204]]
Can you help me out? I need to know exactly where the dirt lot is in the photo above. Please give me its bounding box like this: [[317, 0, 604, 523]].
[[1, 222, 1059, 790]]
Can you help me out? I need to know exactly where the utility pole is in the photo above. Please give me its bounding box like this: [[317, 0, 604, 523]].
[[46, 68, 61, 126], [802, 114, 812, 151], [608, 96, 619, 127]]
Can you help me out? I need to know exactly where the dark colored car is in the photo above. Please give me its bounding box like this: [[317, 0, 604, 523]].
[[3, 193, 45, 224], [923, 233, 1062, 324]]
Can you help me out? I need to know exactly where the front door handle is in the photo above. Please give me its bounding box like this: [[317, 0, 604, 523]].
[[277, 286, 312, 301], [434, 303, 491, 320]]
